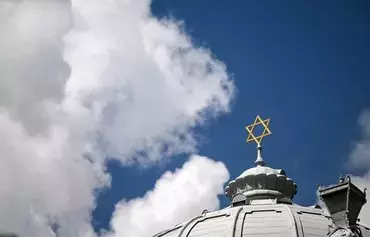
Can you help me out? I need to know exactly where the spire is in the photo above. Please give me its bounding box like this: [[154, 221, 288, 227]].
[[255, 144, 265, 166]]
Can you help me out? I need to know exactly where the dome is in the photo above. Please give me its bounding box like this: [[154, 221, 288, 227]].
[[238, 165, 279, 177], [152, 146, 370, 237], [152, 204, 323, 237], [152, 116, 369, 237], [153, 203, 370, 237], [224, 146, 297, 203]]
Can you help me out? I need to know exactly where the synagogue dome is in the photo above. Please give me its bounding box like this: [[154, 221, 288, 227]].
[[153, 116, 370, 237]]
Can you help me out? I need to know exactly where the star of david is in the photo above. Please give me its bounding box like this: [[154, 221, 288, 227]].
[[245, 115, 271, 146]]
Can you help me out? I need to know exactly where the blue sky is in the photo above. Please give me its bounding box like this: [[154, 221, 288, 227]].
[[93, 0, 370, 231], [2, 1, 370, 236]]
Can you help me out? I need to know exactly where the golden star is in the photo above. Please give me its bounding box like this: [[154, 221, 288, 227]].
[[245, 115, 272, 145]]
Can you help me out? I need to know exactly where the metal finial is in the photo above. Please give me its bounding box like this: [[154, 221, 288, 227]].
[[255, 144, 265, 166], [245, 115, 271, 166]]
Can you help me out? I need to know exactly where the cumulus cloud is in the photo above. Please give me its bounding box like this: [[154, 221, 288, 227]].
[[348, 109, 370, 227], [64, 0, 234, 164], [0, 0, 71, 134], [349, 110, 370, 169], [0, 0, 234, 236], [105, 155, 230, 237], [0, 1, 103, 236]]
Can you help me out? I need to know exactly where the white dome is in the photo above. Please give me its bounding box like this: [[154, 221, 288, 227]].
[[153, 203, 370, 237], [224, 149, 297, 202], [152, 144, 369, 237], [238, 165, 279, 177]]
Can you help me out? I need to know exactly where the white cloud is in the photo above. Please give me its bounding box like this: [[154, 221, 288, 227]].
[[349, 110, 370, 169], [0, 0, 71, 134], [105, 155, 230, 237], [0, 0, 234, 236], [64, 0, 234, 164], [349, 109, 370, 227], [0, 1, 103, 236]]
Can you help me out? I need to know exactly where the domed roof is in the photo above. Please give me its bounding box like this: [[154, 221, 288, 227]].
[[153, 204, 333, 237], [153, 203, 370, 237], [152, 145, 370, 237], [224, 145, 297, 203], [238, 165, 279, 177], [153, 116, 370, 237]]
